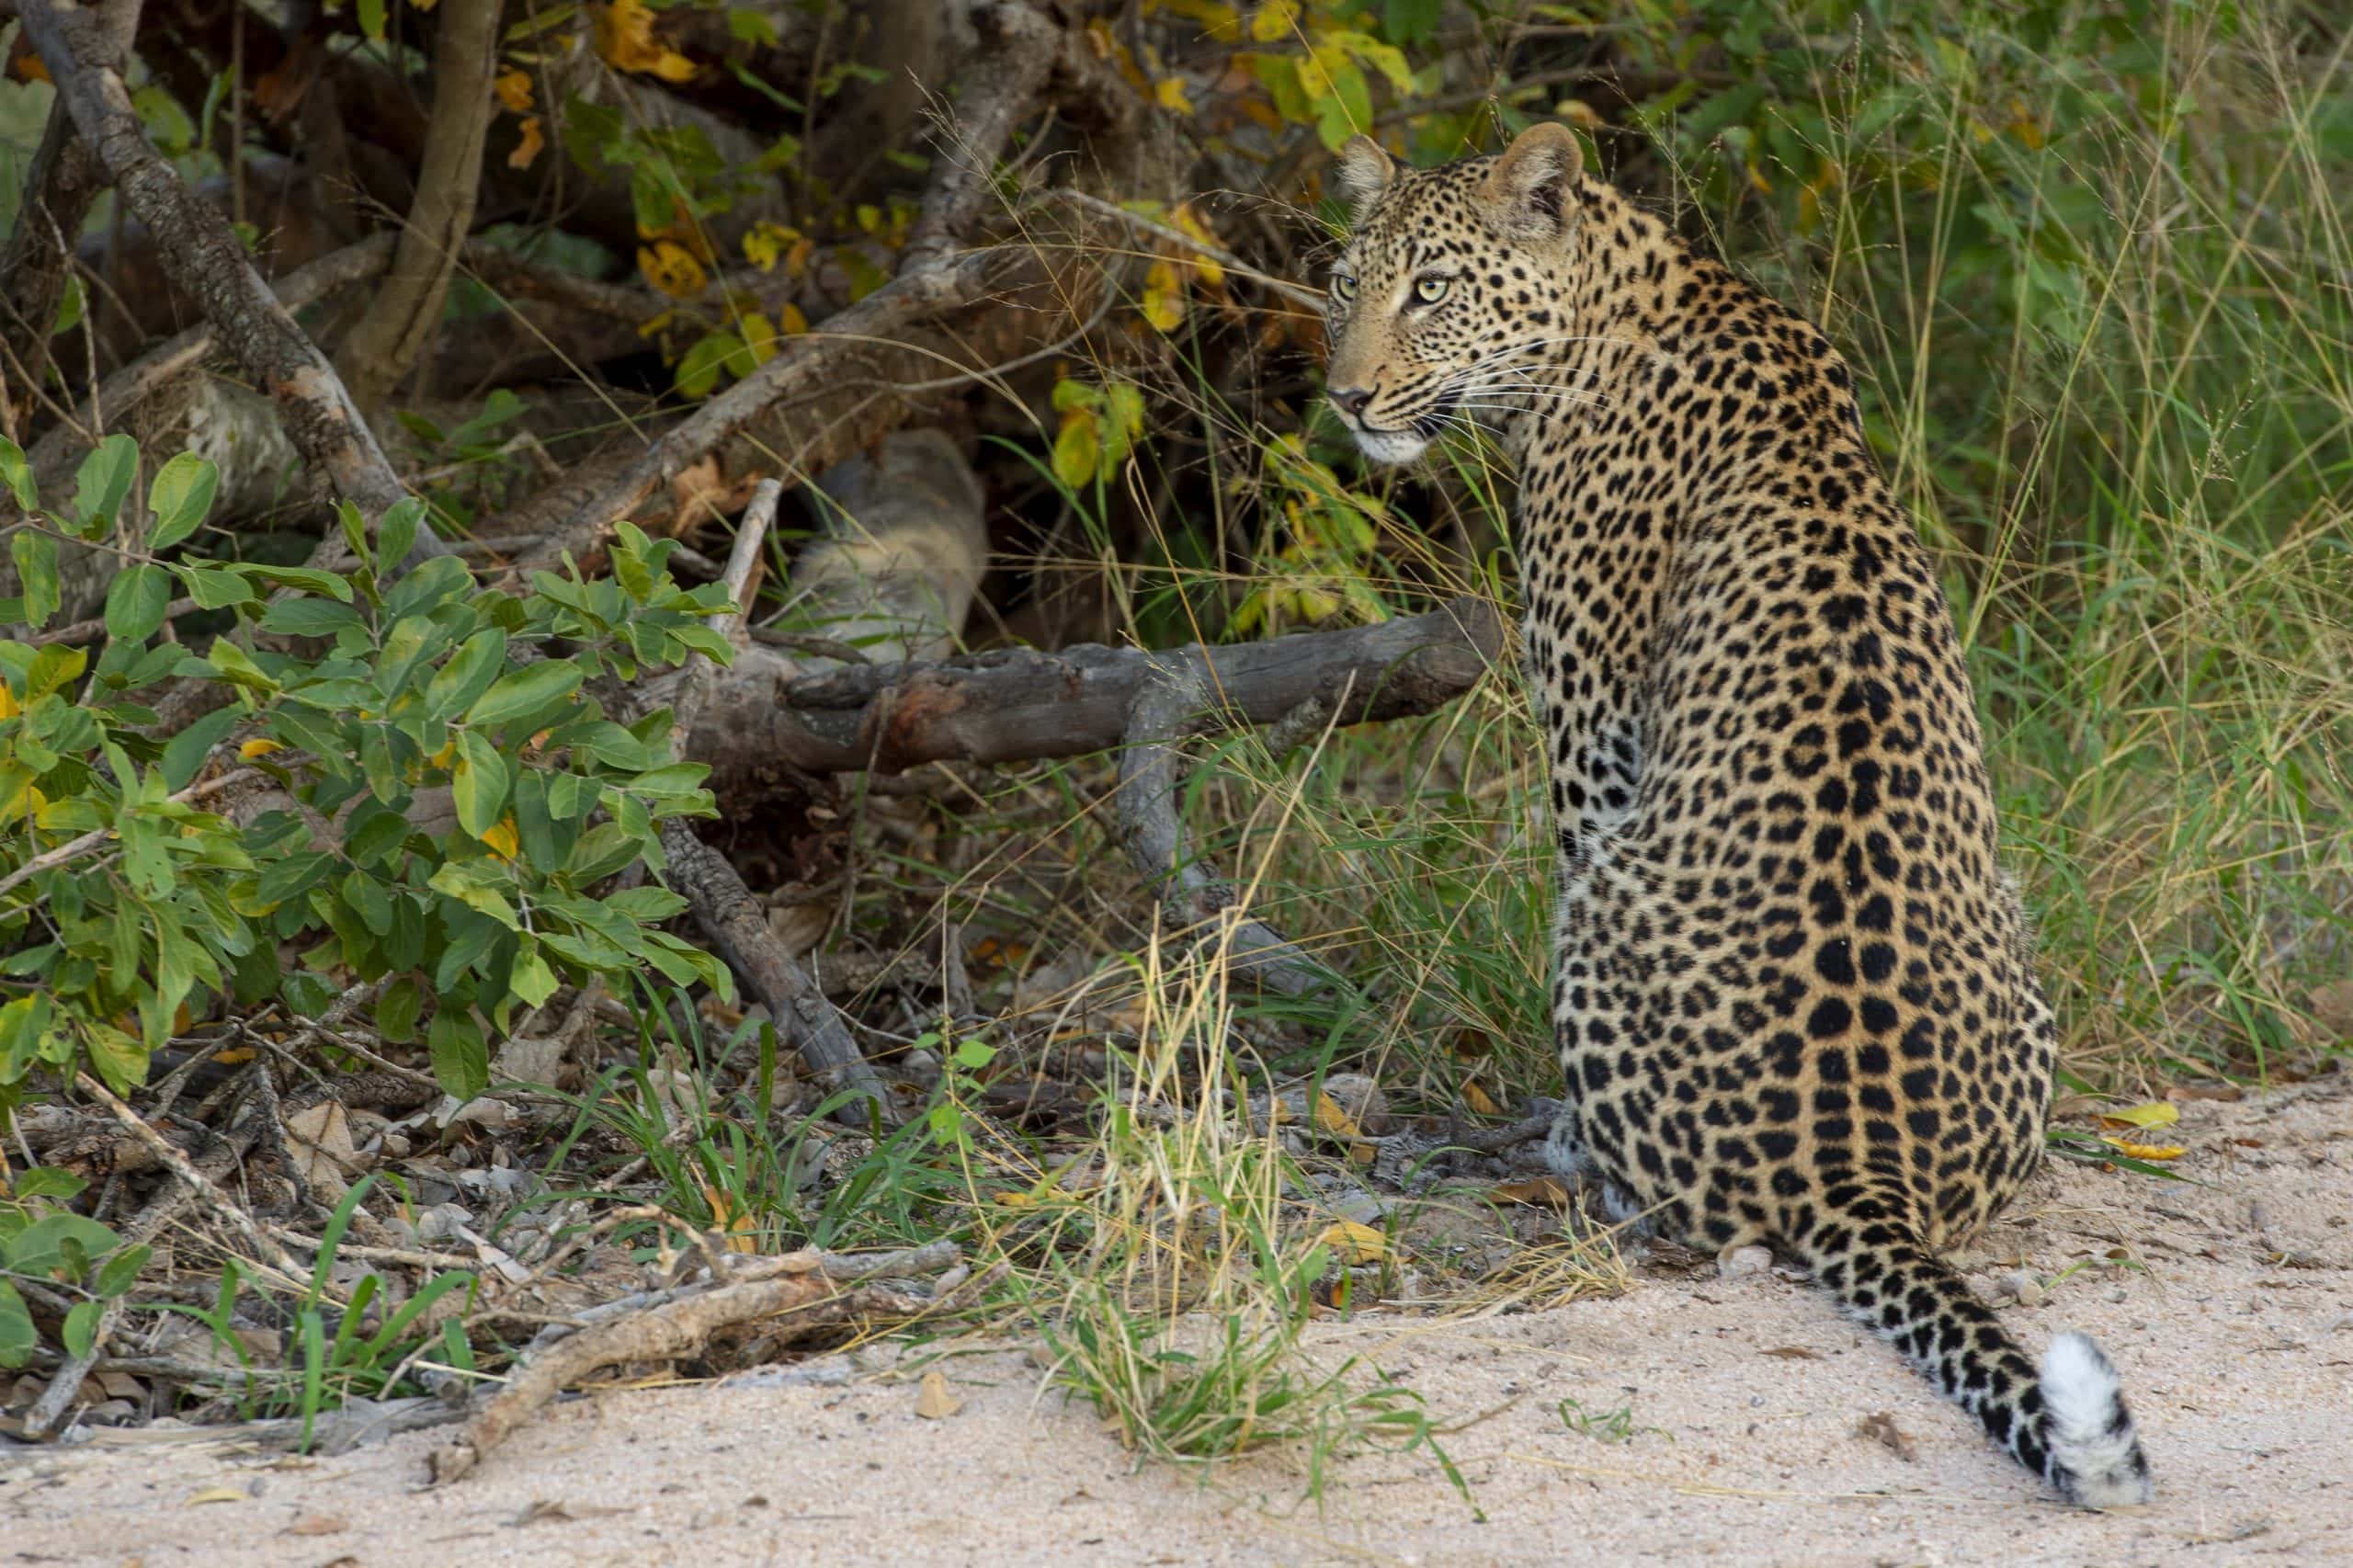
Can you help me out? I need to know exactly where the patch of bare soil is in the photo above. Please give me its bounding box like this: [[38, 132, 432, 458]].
[[5, 1077, 2347, 1566]]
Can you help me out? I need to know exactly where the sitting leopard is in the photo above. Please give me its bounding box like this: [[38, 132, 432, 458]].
[[1319, 121, 2153, 1507]]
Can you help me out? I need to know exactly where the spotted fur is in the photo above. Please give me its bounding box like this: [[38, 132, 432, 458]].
[[1321, 123, 2153, 1507]]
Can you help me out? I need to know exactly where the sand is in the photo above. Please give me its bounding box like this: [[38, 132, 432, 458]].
[[5, 1076, 2347, 1567]]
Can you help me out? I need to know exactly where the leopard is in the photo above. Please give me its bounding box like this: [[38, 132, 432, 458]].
[[1317, 121, 2153, 1507]]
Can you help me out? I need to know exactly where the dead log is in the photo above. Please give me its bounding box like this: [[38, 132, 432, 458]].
[[780, 428, 990, 668], [689, 597, 1510, 792]]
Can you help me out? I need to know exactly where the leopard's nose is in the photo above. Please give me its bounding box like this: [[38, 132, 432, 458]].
[[1328, 385, 1374, 418]]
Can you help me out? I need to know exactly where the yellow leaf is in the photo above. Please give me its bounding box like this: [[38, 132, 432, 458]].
[[479, 816, 520, 860], [238, 737, 284, 759], [508, 116, 546, 171], [0, 778, 45, 824], [1317, 1220, 1389, 1265], [1461, 1079, 1500, 1116], [778, 301, 808, 334], [1171, 202, 1224, 288], [699, 1182, 759, 1253], [185, 1486, 247, 1506], [1491, 1177, 1573, 1208], [2097, 1101, 2180, 1131], [2100, 1138, 2186, 1161], [0, 684, 16, 720], [1161, 0, 1242, 42], [915, 1369, 962, 1419], [743, 220, 801, 273], [740, 312, 780, 366], [638, 241, 709, 300], [1140, 258, 1185, 332], [1311, 1092, 1362, 1141], [1155, 75, 1194, 115], [593, 0, 699, 83], [494, 68, 534, 114], [426, 741, 457, 768], [1250, 1, 1299, 43], [994, 1191, 1037, 1208]]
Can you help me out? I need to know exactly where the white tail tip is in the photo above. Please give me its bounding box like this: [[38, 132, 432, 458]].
[[2040, 1331, 2154, 1507]]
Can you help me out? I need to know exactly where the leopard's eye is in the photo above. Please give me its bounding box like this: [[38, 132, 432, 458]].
[[1415, 274, 1451, 304], [1331, 271, 1358, 301]]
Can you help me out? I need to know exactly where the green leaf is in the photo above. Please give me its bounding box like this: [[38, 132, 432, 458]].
[[11, 531, 61, 629], [378, 496, 425, 570], [10, 1167, 86, 1203], [73, 435, 138, 535], [467, 660, 581, 730], [160, 706, 244, 790], [377, 975, 424, 1043], [63, 1300, 103, 1358], [146, 453, 220, 551], [451, 731, 512, 837], [580, 722, 654, 771], [675, 331, 750, 398], [0, 1282, 36, 1369], [176, 565, 255, 610], [427, 1006, 488, 1101], [104, 564, 173, 644], [236, 563, 355, 602], [259, 598, 366, 638], [1381, 0, 1440, 46], [83, 1022, 148, 1096], [427, 862, 520, 930], [426, 629, 510, 721], [510, 946, 559, 1009], [94, 1243, 152, 1299], [546, 771, 597, 822], [358, 0, 386, 41], [342, 869, 395, 937], [0, 437, 35, 510]]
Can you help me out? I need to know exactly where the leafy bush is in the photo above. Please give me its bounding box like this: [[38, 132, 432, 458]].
[[0, 435, 733, 1109]]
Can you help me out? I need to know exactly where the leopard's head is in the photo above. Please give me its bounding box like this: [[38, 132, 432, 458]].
[[1322, 122, 1590, 464]]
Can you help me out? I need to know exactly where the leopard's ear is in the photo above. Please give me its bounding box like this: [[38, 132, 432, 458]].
[[1481, 121, 1585, 242], [1333, 135, 1395, 223]]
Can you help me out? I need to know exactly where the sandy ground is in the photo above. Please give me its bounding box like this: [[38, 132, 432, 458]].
[[5, 1076, 2347, 1567]]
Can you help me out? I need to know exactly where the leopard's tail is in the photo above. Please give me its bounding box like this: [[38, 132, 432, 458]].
[[1795, 1189, 2153, 1507]]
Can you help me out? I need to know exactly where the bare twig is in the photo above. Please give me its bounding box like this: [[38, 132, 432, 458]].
[[15, 0, 443, 564], [74, 1072, 312, 1285], [335, 0, 500, 412], [429, 1243, 995, 1483]]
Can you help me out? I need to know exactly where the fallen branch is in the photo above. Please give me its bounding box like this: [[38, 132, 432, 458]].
[[16, 0, 442, 562], [428, 1242, 995, 1483], [690, 596, 1510, 791], [661, 826, 893, 1122]]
